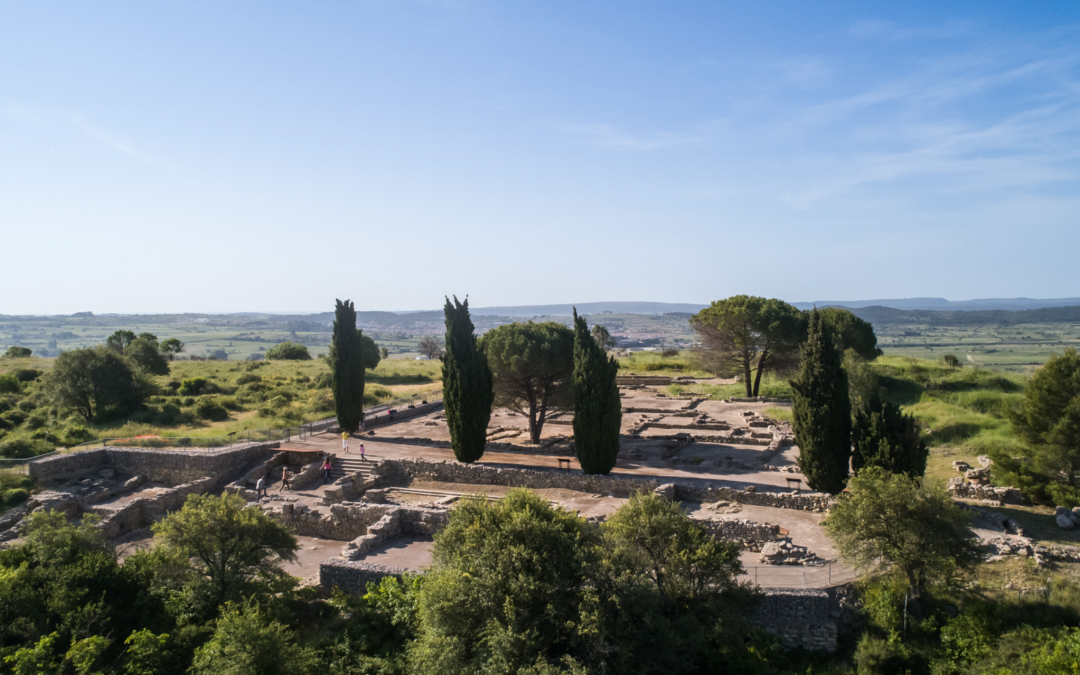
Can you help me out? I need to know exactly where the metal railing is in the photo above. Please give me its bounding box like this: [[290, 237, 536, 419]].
[[0, 391, 444, 468]]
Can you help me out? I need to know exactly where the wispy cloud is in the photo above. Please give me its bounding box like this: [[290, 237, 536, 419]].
[[3, 106, 176, 170]]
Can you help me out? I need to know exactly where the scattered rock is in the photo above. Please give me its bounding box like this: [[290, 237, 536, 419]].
[[1056, 514, 1074, 530]]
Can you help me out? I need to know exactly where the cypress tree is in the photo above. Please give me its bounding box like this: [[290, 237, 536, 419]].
[[792, 309, 852, 494], [572, 309, 622, 474], [442, 296, 494, 463], [330, 299, 365, 433], [852, 393, 928, 478]]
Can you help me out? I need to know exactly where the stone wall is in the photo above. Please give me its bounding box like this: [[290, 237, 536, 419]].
[[948, 481, 1028, 505], [373, 458, 833, 512], [320, 558, 409, 594], [29, 442, 282, 487], [341, 504, 447, 559], [92, 477, 215, 538], [750, 589, 838, 651], [700, 518, 780, 551]]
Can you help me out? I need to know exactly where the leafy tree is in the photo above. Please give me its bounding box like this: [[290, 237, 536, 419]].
[[125, 335, 170, 376], [106, 330, 137, 352], [123, 629, 176, 675], [1004, 348, 1080, 504], [817, 307, 882, 360], [852, 392, 928, 478], [690, 295, 804, 397], [329, 300, 366, 434], [360, 334, 382, 370], [825, 467, 977, 598], [941, 353, 960, 368], [264, 341, 311, 361], [45, 347, 146, 422], [590, 325, 616, 351], [380, 346, 390, 360], [596, 493, 750, 675], [792, 309, 852, 494], [160, 338, 185, 361], [4, 346, 31, 358], [417, 335, 444, 360], [843, 348, 881, 411], [152, 493, 298, 609], [442, 296, 494, 463], [409, 490, 594, 674], [572, 309, 621, 475], [189, 602, 317, 675], [483, 321, 574, 444]]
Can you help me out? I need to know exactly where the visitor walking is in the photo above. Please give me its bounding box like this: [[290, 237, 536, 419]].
[[322, 456, 333, 483], [359, 443, 366, 461], [255, 476, 266, 499], [279, 466, 292, 492], [342, 430, 349, 453]]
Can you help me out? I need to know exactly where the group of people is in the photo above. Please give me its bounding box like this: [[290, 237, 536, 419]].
[[250, 429, 371, 499]]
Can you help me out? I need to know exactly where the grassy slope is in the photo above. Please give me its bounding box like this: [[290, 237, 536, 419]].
[[0, 355, 442, 445]]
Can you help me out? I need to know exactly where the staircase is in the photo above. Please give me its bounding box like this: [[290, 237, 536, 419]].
[[330, 455, 375, 483]]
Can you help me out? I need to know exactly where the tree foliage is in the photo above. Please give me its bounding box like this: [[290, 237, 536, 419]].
[[329, 299, 366, 433], [816, 307, 882, 360], [441, 297, 494, 463], [690, 295, 804, 397], [189, 602, 317, 675], [590, 325, 616, 351], [45, 347, 147, 422], [3, 346, 31, 358], [124, 335, 171, 376], [572, 309, 621, 475], [264, 342, 312, 361], [825, 467, 977, 597], [360, 333, 382, 370], [483, 321, 574, 444], [160, 338, 185, 361], [106, 330, 137, 352], [852, 392, 928, 478], [152, 493, 298, 610], [417, 336, 444, 360], [792, 309, 852, 495]]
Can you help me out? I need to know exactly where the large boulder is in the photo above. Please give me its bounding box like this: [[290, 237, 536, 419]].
[[1056, 513, 1075, 530]]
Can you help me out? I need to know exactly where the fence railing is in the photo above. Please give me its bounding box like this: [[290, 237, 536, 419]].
[[0, 391, 445, 470]]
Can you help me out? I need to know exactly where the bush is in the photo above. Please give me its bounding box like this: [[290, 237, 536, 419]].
[[218, 397, 244, 412], [24, 412, 47, 430], [182, 397, 195, 406], [3, 346, 31, 358], [248, 353, 263, 361], [17, 399, 36, 412], [207, 349, 229, 360], [0, 375, 20, 394], [235, 373, 262, 386], [13, 369, 43, 383], [264, 342, 312, 361], [178, 378, 208, 396], [0, 438, 53, 458], [2, 488, 29, 507], [62, 425, 95, 445], [1, 410, 27, 426], [194, 398, 229, 422], [158, 403, 183, 425], [854, 634, 909, 675]]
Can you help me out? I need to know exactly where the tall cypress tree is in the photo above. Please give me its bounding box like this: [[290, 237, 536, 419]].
[[442, 296, 494, 463], [792, 309, 851, 494], [330, 299, 365, 433], [852, 393, 928, 478], [572, 309, 622, 475]]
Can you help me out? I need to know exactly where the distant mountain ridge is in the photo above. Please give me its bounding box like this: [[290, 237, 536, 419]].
[[793, 297, 1080, 312]]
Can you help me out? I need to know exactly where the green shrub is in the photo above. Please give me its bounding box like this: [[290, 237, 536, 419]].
[[3, 346, 32, 358], [24, 412, 47, 430], [182, 397, 196, 406], [854, 634, 908, 675], [218, 397, 244, 412], [1, 488, 29, 507], [0, 375, 20, 394], [195, 398, 229, 422], [158, 403, 183, 425], [178, 377, 210, 396], [1, 410, 27, 426], [16, 399, 36, 412], [0, 438, 52, 458], [235, 373, 262, 386], [264, 342, 312, 361], [62, 425, 95, 444], [13, 369, 43, 383]]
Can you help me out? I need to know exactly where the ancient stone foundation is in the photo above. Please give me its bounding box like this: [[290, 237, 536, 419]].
[[750, 589, 838, 651]]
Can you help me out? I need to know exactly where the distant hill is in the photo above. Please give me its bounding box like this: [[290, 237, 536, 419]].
[[453, 302, 710, 317], [794, 297, 1080, 312], [846, 305, 1080, 326]]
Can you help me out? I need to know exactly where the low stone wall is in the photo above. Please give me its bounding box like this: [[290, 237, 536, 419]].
[[727, 397, 792, 404], [29, 442, 282, 487], [948, 482, 1028, 505], [93, 476, 215, 538], [342, 504, 448, 559], [750, 589, 838, 651], [700, 518, 780, 551], [373, 458, 833, 512], [320, 558, 409, 593]]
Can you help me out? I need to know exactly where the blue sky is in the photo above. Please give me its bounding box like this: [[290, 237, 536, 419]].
[[2, 1, 1078, 314]]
